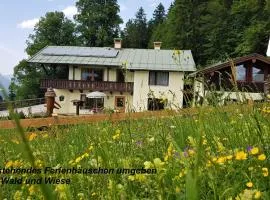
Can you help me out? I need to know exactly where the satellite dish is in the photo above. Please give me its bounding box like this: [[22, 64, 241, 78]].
[[267, 37, 270, 57]]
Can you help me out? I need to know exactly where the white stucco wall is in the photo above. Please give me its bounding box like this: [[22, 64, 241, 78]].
[[61, 66, 185, 113], [54, 89, 133, 114], [132, 71, 184, 112]]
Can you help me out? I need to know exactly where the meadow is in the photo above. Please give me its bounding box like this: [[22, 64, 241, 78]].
[[0, 104, 269, 200]]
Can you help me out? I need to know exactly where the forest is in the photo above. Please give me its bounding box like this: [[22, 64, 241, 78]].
[[9, 0, 270, 100]]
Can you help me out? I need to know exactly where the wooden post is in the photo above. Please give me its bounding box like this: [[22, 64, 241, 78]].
[[45, 87, 56, 117]]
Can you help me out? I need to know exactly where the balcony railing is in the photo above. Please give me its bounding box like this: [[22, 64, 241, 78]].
[[40, 79, 134, 92]]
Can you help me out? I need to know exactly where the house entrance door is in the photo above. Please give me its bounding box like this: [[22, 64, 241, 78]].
[[115, 96, 125, 112]]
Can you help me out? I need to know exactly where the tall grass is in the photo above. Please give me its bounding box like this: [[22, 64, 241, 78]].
[[0, 102, 269, 199]]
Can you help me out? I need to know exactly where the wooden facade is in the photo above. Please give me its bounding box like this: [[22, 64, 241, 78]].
[[196, 54, 270, 93]]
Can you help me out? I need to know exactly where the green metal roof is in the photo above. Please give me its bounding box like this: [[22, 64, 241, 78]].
[[28, 46, 196, 72]]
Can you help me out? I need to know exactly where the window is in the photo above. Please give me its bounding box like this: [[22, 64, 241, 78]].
[[116, 69, 125, 82], [149, 71, 169, 86], [236, 65, 247, 81], [252, 66, 264, 82], [116, 97, 125, 107], [81, 68, 103, 81], [80, 94, 104, 109]]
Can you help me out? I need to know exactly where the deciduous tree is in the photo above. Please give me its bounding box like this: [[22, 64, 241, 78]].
[[75, 0, 122, 47]]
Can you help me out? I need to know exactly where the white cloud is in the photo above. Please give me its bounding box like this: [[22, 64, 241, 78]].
[[17, 18, 39, 29], [17, 5, 77, 29], [62, 6, 77, 19]]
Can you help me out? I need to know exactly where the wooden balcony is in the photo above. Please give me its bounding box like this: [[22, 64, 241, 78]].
[[40, 79, 134, 92]]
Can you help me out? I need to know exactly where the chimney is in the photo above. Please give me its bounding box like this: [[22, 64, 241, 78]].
[[114, 38, 122, 49], [154, 42, 162, 50]]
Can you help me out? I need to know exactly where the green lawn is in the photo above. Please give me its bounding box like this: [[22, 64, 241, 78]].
[[0, 104, 269, 199]]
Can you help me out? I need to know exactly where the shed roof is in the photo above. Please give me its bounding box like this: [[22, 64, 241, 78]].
[[28, 46, 196, 72], [189, 53, 270, 77]]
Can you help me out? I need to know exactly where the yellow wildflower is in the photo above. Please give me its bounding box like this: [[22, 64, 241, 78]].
[[108, 179, 113, 190], [175, 186, 181, 193], [179, 171, 185, 178], [144, 161, 152, 169], [29, 185, 36, 195], [216, 157, 226, 165], [262, 168, 268, 177], [88, 145, 94, 151], [153, 158, 165, 168], [188, 149, 195, 156], [91, 192, 97, 196], [35, 159, 43, 168], [28, 133, 37, 141], [82, 153, 89, 158], [42, 134, 49, 138], [217, 142, 225, 152], [164, 143, 174, 161], [246, 182, 253, 188], [250, 147, 259, 155], [5, 160, 13, 168], [258, 154, 266, 161], [55, 185, 67, 199], [13, 191, 23, 200], [128, 175, 135, 181], [13, 160, 22, 167], [235, 151, 247, 160], [68, 160, 74, 165], [11, 139, 20, 144], [167, 143, 173, 157], [206, 160, 212, 167], [134, 174, 146, 182], [226, 155, 233, 160], [112, 133, 120, 140], [75, 156, 83, 163], [254, 191, 262, 199], [202, 139, 207, 145]]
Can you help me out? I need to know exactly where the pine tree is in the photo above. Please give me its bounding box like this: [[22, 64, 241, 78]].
[[148, 3, 166, 48], [122, 7, 149, 48]]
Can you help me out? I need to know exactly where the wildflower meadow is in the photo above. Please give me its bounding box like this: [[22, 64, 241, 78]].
[[0, 104, 269, 199]]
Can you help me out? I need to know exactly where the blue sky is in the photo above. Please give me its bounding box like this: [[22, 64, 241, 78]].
[[0, 0, 173, 75]]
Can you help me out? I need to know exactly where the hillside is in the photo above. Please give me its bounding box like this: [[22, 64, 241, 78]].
[[0, 74, 11, 98]]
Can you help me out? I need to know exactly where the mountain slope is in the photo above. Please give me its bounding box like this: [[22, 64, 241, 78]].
[[0, 74, 11, 98]]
